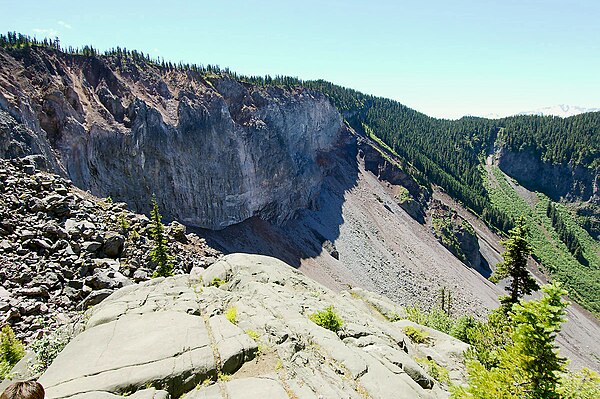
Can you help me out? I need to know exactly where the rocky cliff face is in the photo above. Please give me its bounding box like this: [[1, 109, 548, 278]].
[[496, 147, 599, 203], [358, 135, 429, 223], [0, 47, 343, 229], [428, 200, 481, 270]]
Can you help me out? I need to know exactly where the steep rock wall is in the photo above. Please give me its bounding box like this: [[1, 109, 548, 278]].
[[496, 147, 599, 203], [0, 47, 343, 229]]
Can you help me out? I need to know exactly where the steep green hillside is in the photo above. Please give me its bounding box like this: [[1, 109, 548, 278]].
[[485, 166, 600, 314]]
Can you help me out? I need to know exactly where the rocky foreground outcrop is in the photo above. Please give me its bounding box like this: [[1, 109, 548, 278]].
[[0, 157, 219, 342], [0, 46, 343, 229], [36, 254, 468, 399]]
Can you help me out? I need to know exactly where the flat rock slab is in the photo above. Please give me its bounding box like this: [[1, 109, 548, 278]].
[[40, 311, 215, 398], [187, 376, 288, 399], [57, 388, 170, 399], [37, 253, 468, 399]]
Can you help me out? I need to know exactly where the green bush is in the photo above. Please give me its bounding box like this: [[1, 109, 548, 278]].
[[0, 325, 25, 379], [416, 357, 450, 384], [309, 306, 343, 333], [449, 315, 478, 343], [225, 307, 238, 325], [425, 308, 453, 334], [559, 368, 600, 399], [403, 325, 429, 344], [452, 283, 569, 398], [28, 324, 75, 374], [210, 277, 225, 287], [404, 306, 454, 335]]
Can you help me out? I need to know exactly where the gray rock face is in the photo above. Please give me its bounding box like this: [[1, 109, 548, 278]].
[[39, 253, 468, 399], [428, 200, 481, 269], [0, 47, 343, 229], [497, 147, 599, 203]]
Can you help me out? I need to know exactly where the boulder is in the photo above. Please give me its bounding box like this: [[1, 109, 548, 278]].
[[102, 232, 125, 258]]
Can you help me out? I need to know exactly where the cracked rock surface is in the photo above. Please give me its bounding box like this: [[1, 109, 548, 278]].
[[40, 253, 468, 399]]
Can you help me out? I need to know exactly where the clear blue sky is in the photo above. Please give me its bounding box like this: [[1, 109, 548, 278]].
[[1, 0, 599, 119]]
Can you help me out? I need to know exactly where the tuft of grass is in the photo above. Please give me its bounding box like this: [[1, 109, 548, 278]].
[[225, 307, 238, 325], [309, 306, 344, 333], [245, 329, 260, 341], [403, 325, 429, 344], [218, 372, 231, 382]]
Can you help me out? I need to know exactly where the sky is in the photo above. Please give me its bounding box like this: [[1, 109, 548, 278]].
[[1, 0, 599, 119]]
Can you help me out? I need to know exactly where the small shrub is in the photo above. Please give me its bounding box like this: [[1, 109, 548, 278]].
[[245, 329, 260, 341], [225, 307, 238, 325], [106, 196, 113, 204], [309, 306, 343, 333], [450, 315, 477, 343], [0, 325, 25, 379], [425, 308, 453, 334], [218, 372, 231, 381], [403, 325, 429, 344], [128, 229, 140, 240], [28, 324, 75, 374], [210, 277, 226, 287], [404, 306, 428, 325], [416, 357, 450, 385], [118, 213, 130, 231]]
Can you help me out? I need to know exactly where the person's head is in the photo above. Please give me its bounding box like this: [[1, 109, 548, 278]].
[[0, 381, 44, 399]]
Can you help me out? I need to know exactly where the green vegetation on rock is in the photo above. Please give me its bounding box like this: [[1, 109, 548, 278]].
[[28, 324, 75, 374], [225, 307, 238, 325], [403, 325, 429, 344], [309, 306, 343, 333]]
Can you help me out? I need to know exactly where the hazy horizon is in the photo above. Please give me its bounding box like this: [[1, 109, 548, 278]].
[[1, 0, 599, 119]]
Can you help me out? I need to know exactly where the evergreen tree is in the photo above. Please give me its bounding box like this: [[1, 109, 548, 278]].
[[510, 283, 568, 398], [490, 215, 539, 307], [452, 283, 568, 399], [149, 195, 173, 278], [0, 325, 25, 379]]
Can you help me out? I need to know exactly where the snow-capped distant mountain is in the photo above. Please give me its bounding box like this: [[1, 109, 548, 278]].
[[479, 112, 505, 119], [517, 104, 600, 118]]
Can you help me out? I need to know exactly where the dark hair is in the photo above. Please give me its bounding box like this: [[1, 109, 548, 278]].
[[0, 381, 44, 399]]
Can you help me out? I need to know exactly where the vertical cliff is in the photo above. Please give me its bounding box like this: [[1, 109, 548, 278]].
[[0, 47, 343, 229]]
